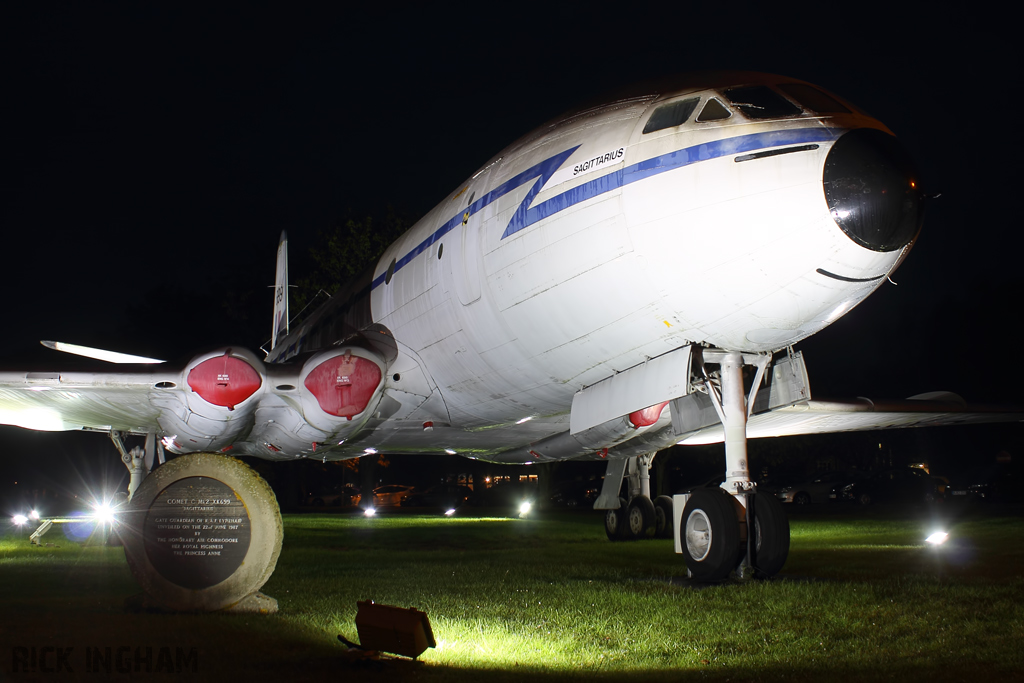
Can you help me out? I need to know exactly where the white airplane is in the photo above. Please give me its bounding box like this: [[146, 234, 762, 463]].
[[1, 72, 1018, 610]]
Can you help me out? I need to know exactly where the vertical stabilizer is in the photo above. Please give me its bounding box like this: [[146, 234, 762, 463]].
[[271, 231, 289, 350]]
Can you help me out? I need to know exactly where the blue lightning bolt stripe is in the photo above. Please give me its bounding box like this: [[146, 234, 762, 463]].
[[370, 147, 579, 290], [370, 126, 840, 291]]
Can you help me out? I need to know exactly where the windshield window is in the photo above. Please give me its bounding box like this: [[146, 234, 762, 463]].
[[643, 98, 700, 134], [778, 83, 851, 113], [696, 98, 731, 122], [723, 86, 801, 119]]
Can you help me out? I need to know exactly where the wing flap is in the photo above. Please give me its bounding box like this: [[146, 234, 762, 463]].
[[678, 397, 1024, 445]]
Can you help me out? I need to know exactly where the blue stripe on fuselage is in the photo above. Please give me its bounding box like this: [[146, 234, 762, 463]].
[[371, 127, 840, 290]]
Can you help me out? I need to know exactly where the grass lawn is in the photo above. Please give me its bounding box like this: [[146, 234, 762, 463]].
[[2, 504, 1022, 682]]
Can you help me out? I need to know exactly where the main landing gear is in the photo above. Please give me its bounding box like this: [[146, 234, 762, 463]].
[[596, 454, 675, 541], [110, 432, 283, 612], [597, 349, 791, 581]]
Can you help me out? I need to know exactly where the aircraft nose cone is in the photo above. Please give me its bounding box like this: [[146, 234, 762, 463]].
[[823, 128, 924, 252]]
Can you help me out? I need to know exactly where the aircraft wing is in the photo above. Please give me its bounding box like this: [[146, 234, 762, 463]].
[[678, 396, 1024, 445], [0, 367, 171, 432]]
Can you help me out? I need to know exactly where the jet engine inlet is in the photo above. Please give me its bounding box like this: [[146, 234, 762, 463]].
[[187, 352, 263, 410], [823, 128, 924, 252], [303, 350, 382, 420]]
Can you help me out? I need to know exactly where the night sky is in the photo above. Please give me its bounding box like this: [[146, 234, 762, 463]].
[[2, 6, 1020, 498]]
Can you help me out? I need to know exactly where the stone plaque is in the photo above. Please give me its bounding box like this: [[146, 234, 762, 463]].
[[143, 477, 252, 590]]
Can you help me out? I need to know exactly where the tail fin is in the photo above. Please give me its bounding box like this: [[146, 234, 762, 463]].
[[271, 231, 289, 350]]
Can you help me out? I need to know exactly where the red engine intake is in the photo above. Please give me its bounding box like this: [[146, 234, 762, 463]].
[[187, 351, 263, 410], [628, 401, 669, 428], [303, 350, 382, 420]]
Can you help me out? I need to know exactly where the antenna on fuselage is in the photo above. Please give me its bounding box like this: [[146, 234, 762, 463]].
[[271, 231, 289, 351]]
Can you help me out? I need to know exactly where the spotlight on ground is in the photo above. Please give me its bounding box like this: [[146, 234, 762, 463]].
[[12, 514, 28, 526], [926, 531, 949, 546], [363, 507, 377, 518], [91, 500, 116, 525], [29, 510, 40, 521], [518, 501, 532, 518], [444, 508, 456, 517]]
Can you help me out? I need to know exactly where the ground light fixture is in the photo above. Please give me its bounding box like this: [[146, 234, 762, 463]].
[[12, 514, 28, 526], [91, 500, 116, 525], [444, 508, 457, 516], [926, 531, 949, 546], [363, 507, 376, 517], [518, 501, 532, 518], [337, 600, 436, 659]]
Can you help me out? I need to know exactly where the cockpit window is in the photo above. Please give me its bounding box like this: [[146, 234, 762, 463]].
[[778, 83, 851, 113], [696, 98, 731, 122], [722, 86, 801, 119], [643, 97, 700, 134]]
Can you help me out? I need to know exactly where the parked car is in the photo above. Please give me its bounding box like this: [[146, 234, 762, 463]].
[[371, 484, 415, 506], [776, 471, 863, 505], [947, 470, 1019, 503], [306, 484, 361, 507], [401, 484, 472, 509], [840, 468, 939, 506], [549, 480, 600, 508]]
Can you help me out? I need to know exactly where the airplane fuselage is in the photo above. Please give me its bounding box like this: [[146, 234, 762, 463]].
[[259, 72, 922, 463]]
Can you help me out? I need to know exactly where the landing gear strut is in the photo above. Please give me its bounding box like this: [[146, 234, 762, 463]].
[[675, 350, 790, 581], [597, 453, 660, 541]]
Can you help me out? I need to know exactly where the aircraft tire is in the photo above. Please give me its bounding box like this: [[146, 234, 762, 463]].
[[793, 492, 811, 506], [604, 497, 629, 541], [653, 495, 674, 539], [625, 496, 656, 539], [122, 453, 283, 612], [680, 488, 742, 581], [751, 492, 790, 578]]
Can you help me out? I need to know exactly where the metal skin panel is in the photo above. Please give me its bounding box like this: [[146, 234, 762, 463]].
[[570, 345, 693, 435], [7, 72, 1006, 466]]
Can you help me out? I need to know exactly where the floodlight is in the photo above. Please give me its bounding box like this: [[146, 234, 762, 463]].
[[519, 501, 532, 515], [92, 501, 116, 525], [29, 510, 40, 520], [364, 507, 377, 517], [12, 514, 28, 526], [444, 508, 456, 517], [925, 531, 949, 546]]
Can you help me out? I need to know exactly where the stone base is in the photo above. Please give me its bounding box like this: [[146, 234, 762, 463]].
[[223, 591, 278, 614], [125, 591, 277, 614]]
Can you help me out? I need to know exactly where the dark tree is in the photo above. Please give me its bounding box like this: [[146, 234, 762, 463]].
[[292, 206, 413, 319]]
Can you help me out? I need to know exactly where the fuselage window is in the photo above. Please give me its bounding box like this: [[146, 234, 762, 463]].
[[696, 98, 731, 122], [384, 258, 396, 285], [777, 83, 851, 113], [642, 97, 700, 134], [722, 86, 801, 119]]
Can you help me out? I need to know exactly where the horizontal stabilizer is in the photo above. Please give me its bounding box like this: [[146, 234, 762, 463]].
[[40, 340, 165, 364]]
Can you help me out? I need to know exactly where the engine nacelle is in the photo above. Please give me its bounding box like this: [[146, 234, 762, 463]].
[[296, 346, 385, 434], [155, 347, 266, 453], [247, 345, 387, 456]]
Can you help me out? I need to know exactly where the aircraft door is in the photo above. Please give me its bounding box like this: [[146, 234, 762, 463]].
[[448, 186, 486, 306]]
